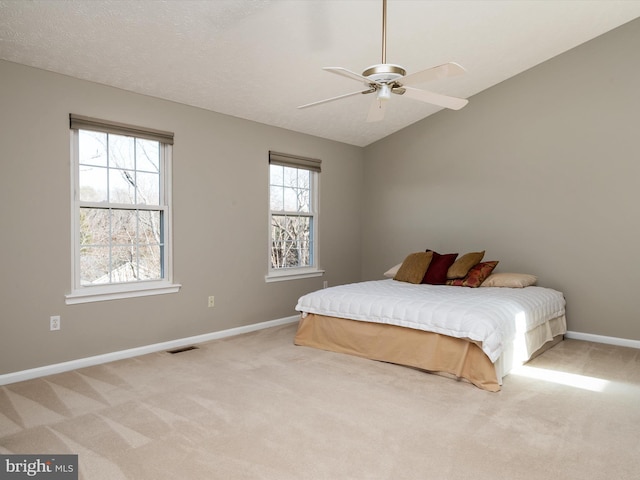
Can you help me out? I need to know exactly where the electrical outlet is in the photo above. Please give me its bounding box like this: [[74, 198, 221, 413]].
[[50, 315, 61, 331], [208, 296, 215, 308]]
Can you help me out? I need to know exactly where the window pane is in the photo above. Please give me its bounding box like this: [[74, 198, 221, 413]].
[[297, 169, 310, 189], [111, 245, 137, 282], [139, 210, 162, 244], [79, 131, 107, 167], [270, 164, 284, 186], [79, 165, 108, 203], [270, 214, 311, 268], [136, 138, 160, 172], [139, 244, 162, 280], [283, 167, 298, 188], [110, 208, 136, 243], [270, 185, 284, 211], [80, 208, 109, 246], [109, 169, 136, 204], [80, 245, 110, 285], [136, 171, 160, 205], [283, 187, 297, 211], [298, 187, 310, 212], [109, 134, 135, 170]]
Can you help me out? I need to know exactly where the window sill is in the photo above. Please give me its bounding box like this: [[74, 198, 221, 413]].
[[65, 281, 182, 305], [265, 268, 325, 283]]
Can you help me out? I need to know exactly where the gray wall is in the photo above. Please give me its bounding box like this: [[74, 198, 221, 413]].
[[0, 60, 364, 375], [362, 18, 640, 341]]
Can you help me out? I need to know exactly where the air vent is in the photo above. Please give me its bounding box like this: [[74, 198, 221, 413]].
[[167, 346, 199, 354]]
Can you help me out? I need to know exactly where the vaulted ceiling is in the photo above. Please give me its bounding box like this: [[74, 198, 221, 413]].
[[2, 0, 639, 146]]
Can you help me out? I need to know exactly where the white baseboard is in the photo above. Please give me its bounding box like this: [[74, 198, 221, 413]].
[[0, 315, 300, 386], [4, 321, 635, 387], [565, 330, 640, 350]]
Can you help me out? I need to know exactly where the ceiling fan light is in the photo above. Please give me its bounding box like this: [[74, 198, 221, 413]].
[[377, 84, 391, 101]]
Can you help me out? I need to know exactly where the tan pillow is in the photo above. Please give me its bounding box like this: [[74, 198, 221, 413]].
[[447, 251, 485, 279], [480, 273, 537, 288], [394, 252, 433, 284], [383, 263, 402, 278]]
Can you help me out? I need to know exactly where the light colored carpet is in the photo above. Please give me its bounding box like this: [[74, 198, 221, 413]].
[[1, 323, 639, 479]]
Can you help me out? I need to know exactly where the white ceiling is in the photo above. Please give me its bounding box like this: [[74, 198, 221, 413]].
[[1, 0, 640, 147]]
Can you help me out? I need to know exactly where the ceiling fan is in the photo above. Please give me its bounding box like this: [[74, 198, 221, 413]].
[[297, 0, 469, 122]]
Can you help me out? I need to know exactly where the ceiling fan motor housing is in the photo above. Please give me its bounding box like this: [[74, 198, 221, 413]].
[[362, 64, 406, 84]]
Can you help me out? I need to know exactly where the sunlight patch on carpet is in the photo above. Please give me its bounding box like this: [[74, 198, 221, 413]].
[[512, 365, 609, 392]]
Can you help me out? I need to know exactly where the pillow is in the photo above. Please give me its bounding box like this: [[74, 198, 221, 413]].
[[394, 252, 433, 284], [447, 251, 485, 279], [422, 251, 458, 285], [383, 263, 402, 278], [447, 261, 499, 287], [480, 272, 537, 288]]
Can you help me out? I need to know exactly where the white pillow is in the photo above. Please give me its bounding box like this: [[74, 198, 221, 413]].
[[383, 263, 402, 278], [480, 273, 537, 288]]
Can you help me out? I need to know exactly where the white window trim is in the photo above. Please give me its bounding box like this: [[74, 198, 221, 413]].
[[66, 127, 181, 304], [265, 267, 325, 283], [65, 280, 181, 305], [265, 159, 323, 282]]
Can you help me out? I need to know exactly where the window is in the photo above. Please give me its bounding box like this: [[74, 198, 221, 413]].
[[66, 114, 180, 304], [266, 151, 323, 282]]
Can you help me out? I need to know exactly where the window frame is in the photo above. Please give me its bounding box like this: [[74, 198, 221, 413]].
[[66, 115, 180, 304], [265, 151, 324, 282]]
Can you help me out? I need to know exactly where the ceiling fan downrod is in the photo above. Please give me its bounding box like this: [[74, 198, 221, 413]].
[[362, 0, 405, 83], [381, 0, 387, 65]]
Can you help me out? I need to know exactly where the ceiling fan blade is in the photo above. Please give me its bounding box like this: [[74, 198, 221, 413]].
[[324, 67, 381, 86], [401, 86, 468, 110], [298, 88, 375, 109], [400, 62, 466, 87], [366, 97, 387, 122]]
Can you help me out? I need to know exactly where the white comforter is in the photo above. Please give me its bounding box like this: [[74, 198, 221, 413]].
[[295, 279, 566, 362]]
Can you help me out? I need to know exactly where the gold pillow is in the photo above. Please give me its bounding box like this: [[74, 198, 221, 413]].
[[394, 252, 433, 284], [447, 251, 485, 279]]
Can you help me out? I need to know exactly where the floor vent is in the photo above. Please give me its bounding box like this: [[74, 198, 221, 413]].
[[167, 346, 199, 354]]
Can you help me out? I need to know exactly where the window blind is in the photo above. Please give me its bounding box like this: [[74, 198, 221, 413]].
[[269, 151, 321, 173], [69, 114, 174, 145]]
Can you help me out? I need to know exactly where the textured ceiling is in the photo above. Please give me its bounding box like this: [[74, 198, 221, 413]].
[[1, 0, 640, 147]]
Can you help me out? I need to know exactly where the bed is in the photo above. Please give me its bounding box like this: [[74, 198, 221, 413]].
[[294, 279, 567, 391]]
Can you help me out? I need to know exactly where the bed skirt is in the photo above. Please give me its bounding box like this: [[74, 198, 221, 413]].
[[294, 313, 566, 392]]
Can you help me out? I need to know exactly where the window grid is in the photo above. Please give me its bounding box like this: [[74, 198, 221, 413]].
[[269, 163, 317, 272], [74, 128, 167, 288]]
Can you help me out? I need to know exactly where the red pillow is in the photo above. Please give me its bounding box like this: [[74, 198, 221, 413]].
[[422, 251, 458, 285], [447, 261, 499, 288]]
